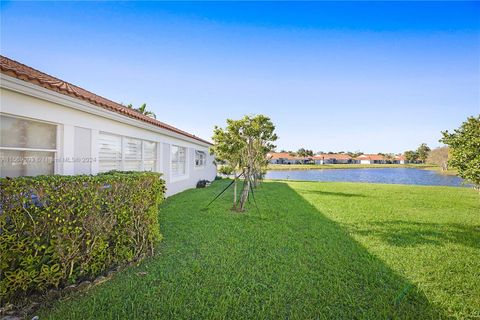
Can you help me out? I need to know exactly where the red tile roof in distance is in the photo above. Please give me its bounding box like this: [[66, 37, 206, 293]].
[[356, 154, 386, 161], [314, 154, 352, 160], [0, 55, 212, 145], [267, 152, 313, 160]]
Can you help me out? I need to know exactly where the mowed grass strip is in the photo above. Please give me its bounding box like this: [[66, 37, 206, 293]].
[[41, 180, 479, 319]]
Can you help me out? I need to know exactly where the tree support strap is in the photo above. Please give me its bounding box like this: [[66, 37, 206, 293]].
[[204, 173, 244, 209]]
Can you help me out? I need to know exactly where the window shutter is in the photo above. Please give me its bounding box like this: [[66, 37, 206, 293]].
[[98, 133, 122, 172]]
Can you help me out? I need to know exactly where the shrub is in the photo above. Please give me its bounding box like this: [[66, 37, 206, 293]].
[[0, 171, 165, 305]]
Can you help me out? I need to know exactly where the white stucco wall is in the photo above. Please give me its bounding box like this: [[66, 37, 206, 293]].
[[0, 75, 216, 196]]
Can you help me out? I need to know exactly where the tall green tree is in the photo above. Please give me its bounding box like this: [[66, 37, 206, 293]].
[[416, 143, 431, 163], [440, 115, 480, 190], [404, 150, 418, 163]]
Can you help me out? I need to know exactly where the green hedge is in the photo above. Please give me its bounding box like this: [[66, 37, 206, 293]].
[[0, 171, 165, 305]]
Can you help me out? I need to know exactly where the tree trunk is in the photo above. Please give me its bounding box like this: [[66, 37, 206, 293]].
[[441, 161, 448, 171], [233, 176, 237, 209], [239, 169, 250, 211]]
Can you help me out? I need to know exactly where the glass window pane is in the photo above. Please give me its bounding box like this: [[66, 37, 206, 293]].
[[99, 133, 122, 160], [143, 160, 155, 171], [1, 115, 56, 149], [171, 145, 186, 176], [143, 141, 156, 160], [98, 160, 121, 173], [99, 133, 122, 172], [124, 138, 142, 161], [0, 150, 54, 177], [124, 160, 142, 171], [195, 150, 206, 166]]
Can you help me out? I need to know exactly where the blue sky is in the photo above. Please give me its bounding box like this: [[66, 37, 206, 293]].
[[1, 1, 479, 153]]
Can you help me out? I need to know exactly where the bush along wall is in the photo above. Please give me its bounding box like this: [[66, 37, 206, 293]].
[[0, 171, 165, 305]]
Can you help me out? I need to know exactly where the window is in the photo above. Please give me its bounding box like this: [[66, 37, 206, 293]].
[[143, 141, 156, 171], [123, 137, 142, 171], [98, 132, 156, 172], [171, 145, 186, 176], [195, 150, 206, 167], [0, 115, 57, 177], [98, 133, 122, 172]]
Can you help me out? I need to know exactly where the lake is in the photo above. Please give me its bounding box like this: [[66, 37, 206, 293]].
[[265, 168, 467, 187]]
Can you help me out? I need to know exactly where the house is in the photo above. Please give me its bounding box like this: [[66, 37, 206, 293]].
[[0, 56, 216, 196], [267, 152, 312, 164], [313, 154, 352, 164], [267, 152, 291, 164], [354, 154, 386, 164], [393, 155, 407, 164]]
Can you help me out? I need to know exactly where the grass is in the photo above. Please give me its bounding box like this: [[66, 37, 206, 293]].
[[40, 180, 479, 319], [268, 163, 436, 170]]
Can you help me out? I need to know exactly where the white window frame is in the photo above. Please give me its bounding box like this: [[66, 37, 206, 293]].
[[142, 140, 158, 172], [170, 144, 189, 182], [0, 113, 60, 176], [194, 150, 207, 168], [98, 131, 157, 173]]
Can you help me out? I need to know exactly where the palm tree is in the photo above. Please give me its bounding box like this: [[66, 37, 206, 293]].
[[136, 103, 156, 119]]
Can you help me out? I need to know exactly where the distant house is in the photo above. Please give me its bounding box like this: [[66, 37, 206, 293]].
[[267, 152, 292, 164], [313, 154, 352, 164], [393, 155, 407, 164], [355, 154, 386, 164], [268, 152, 410, 165], [267, 152, 312, 164]]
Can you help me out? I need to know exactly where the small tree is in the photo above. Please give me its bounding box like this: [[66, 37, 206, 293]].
[[211, 115, 277, 211], [211, 120, 246, 209], [237, 115, 277, 211], [440, 116, 480, 190], [427, 147, 449, 171], [416, 143, 431, 163]]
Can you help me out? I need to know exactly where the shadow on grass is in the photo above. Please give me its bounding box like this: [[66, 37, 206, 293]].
[[292, 189, 366, 197], [344, 220, 480, 249], [251, 181, 445, 319]]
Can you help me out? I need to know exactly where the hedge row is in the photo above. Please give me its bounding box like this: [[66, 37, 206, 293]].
[[0, 171, 165, 305]]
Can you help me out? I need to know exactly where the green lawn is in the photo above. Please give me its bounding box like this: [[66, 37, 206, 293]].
[[40, 180, 479, 319], [268, 163, 436, 170]]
